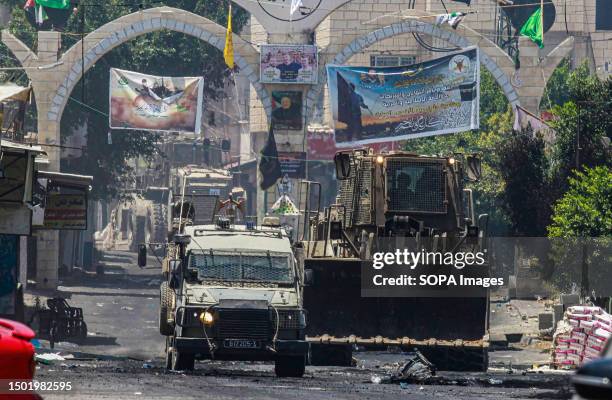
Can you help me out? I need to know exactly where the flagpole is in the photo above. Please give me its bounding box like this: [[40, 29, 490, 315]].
[[540, 0, 544, 46]]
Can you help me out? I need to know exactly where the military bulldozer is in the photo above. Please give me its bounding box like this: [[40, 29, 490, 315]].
[[300, 149, 490, 371]]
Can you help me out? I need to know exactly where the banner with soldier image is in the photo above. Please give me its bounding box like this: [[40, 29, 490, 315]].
[[109, 68, 204, 134], [327, 47, 480, 146]]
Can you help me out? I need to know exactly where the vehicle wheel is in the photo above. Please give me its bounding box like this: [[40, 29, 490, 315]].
[[165, 337, 173, 370], [171, 349, 195, 371], [159, 282, 174, 336], [275, 355, 306, 377]]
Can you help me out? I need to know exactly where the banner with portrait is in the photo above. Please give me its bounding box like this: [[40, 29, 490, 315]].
[[109, 68, 204, 134], [261, 44, 318, 84], [327, 47, 480, 146], [271, 91, 303, 130]]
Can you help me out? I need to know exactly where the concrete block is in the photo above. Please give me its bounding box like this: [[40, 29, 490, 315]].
[[561, 293, 580, 309], [553, 304, 564, 328], [538, 313, 554, 330]]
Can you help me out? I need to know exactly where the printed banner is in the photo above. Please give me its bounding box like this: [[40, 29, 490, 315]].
[[44, 193, 88, 230], [327, 47, 480, 146], [307, 129, 398, 160], [109, 68, 204, 134], [278, 151, 306, 178], [261, 44, 318, 84], [271, 91, 303, 130]]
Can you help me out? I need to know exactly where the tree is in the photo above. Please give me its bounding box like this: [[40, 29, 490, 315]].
[[495, 126, 551, 236], [548, 64, 612, 193], [548, 166, 612, 237], [539, 58, 571, 110], [0, 0, 248, 199]]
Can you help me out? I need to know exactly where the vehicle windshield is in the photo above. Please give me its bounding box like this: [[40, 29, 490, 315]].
[[188, 250, 293, 284]]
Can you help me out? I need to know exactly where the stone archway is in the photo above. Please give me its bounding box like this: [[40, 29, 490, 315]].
[[2, 6, 269, 167], [307, 18, 520, 121]]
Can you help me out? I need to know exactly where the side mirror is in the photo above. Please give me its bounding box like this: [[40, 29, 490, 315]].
[[334, 152, 352, 180], [466, 155, 482, 182], [304, 269, 314, 286], [137, 244, 147, 267]]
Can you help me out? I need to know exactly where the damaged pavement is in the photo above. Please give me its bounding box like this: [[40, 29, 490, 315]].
[[24, 249, 573, 400]]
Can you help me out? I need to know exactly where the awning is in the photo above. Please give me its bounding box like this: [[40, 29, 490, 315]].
[[37, 171, 93, 190], [0, 138, 44, 155], [0, 85, 31, 103]]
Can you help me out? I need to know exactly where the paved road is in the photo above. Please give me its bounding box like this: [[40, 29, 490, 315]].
[[30, 250, 574, 400]]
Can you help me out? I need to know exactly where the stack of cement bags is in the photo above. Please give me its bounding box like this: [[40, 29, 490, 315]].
[[553, 305, 611, 368]]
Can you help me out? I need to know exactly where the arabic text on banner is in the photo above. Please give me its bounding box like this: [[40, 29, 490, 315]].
[[109, 68, 204, 134], [327, 47, 480, 146]]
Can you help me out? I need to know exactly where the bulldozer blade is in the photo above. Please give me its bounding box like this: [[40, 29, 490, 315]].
[[304, 258, 489, 371]]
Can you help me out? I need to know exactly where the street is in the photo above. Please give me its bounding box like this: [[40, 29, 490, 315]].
[[30, 249, 573, 400]]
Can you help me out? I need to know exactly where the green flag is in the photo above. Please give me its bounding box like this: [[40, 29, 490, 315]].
[[35, 0, 71, 10], [519, 7, 544, 48]]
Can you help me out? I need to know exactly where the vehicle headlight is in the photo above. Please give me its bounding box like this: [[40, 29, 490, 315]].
[[199, 311, 215, 326]]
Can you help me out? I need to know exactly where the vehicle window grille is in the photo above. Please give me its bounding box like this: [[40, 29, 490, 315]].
[[337, 158, 358, 227], [190, 250, 293, 283], [386, 159, 447, 213], [272, 310, 302, 330], [354, 158, 373, 225]]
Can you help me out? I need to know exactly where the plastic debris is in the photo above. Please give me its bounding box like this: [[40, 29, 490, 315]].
[[488, 378, 503, 385], [121, 306, 134, 311], [35, 353, 66, 364], [371, 375, 382, 384], [142, 363, 154, 369]]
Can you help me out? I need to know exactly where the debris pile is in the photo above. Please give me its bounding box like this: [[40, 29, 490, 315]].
[[371, 350, 436, 385], [552, 305, 611, 368]]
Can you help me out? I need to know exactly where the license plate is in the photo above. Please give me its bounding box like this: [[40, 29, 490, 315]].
[[223, 339, 260, 349]]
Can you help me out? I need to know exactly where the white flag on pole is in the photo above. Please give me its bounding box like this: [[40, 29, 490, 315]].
[[290, 0, 303, 21]]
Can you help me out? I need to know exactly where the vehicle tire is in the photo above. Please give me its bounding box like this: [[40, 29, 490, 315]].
[[275, 355, 306, 378], [159, 282, 174, 336], [164, 337, 173, 370], [171, 350, 195, 371]]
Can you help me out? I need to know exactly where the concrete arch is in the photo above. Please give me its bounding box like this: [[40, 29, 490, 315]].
[[51, 6, 269, 122], [306, 18, 520, 120]]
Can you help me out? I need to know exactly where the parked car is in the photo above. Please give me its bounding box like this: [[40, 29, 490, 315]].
[[0, 318, 40, 399], [572, 339, 612, 399]]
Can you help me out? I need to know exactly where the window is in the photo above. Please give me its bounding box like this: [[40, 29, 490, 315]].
[[370, 55, 417, 67], [596, 0, 612, 30]]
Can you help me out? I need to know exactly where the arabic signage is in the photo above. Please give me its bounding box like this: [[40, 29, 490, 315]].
[[109, 68, 204, 134], [278, 152, 306, 178], [307, 129, 398, 160], [260, 44, 318, 84], [327, 47, 480, 146], [44, 193, 88, 230], [272, 91, 303, 130]]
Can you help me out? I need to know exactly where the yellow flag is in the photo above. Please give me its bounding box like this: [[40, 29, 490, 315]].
[[224, 4, 234, 69]]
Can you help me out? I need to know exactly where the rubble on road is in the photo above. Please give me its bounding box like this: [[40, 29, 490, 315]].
[[370, 350, 436, 385]]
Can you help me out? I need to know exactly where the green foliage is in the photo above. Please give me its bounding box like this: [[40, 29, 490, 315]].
[[0, 0, 246, 199], [495, 127, 551, 236], [548, 166, 612, 237], [540, 58, 570, 110], [548, 64, 612, 191]]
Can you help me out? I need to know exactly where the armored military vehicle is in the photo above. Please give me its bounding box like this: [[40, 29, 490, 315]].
[[300, 149, 490, 371], [140, 212, 309, 376]]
